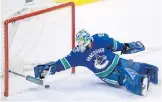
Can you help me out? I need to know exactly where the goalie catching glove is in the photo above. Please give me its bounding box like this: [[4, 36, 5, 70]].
[[121, 41, 145, 54], [34, 62, 56, 79]]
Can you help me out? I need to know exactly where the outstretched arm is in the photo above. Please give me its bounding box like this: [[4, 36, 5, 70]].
[[97, 33, 145, 54], [34, 47, 81, 79]]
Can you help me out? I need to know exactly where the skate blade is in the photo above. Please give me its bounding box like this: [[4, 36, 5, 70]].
[[141, 77, 149, 96]]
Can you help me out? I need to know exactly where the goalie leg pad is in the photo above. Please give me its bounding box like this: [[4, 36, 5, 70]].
[[120, 67, 149, 95], [118, 58, 140, 71], [100, 70, 120, 86], [130, 61, 158, 84], [118, 58, 158, 84], [137, 63, 159, 84]]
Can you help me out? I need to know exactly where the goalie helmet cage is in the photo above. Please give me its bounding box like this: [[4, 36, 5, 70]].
[[3, 2, 75, 97]]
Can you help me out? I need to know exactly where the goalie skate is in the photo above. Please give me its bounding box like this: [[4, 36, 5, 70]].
[[141, 76, 149, 96]]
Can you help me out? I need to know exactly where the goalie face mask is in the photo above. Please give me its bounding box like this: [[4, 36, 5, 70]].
[[76, 29, 91, 48]]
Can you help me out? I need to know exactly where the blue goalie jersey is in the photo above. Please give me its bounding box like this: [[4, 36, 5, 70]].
[[55, 33, 124, 78]]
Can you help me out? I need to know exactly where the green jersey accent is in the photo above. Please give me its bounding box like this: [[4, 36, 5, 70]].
[[60, 58, 71, 70]]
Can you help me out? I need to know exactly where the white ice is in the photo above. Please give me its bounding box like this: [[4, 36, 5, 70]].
[[0, 0, 162, 102]]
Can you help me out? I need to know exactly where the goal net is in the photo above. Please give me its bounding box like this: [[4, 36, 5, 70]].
[[2, 2, 75, 97]]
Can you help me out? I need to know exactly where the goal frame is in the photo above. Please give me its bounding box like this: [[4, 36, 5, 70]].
[[3, 2, 75, 97]]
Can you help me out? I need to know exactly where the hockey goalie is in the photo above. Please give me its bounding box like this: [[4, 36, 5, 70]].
[[34, 29, 158, 96]]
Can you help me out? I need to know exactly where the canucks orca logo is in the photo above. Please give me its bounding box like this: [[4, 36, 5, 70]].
[[94, 55, 109, 69]]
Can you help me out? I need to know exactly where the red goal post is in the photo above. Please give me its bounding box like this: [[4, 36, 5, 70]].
[[3, 2, 75, 97]]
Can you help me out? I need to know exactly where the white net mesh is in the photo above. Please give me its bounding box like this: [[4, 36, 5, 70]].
[[5, 3, 73, 75]]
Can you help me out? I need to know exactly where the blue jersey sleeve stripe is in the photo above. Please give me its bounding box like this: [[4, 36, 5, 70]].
[[60, 58, 72, 70], [95, 54, 120, 77]]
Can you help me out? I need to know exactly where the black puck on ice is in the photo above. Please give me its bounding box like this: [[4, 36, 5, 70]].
[[45, 85, 50, 88]]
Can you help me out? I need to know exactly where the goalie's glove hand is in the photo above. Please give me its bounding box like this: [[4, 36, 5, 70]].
[[121, 41, 145, 55], [34, 62, 56, 79], [121, 43, 130, 55]]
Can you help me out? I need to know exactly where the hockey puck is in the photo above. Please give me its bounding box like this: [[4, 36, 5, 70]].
[[45, 85, 50, 88]]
